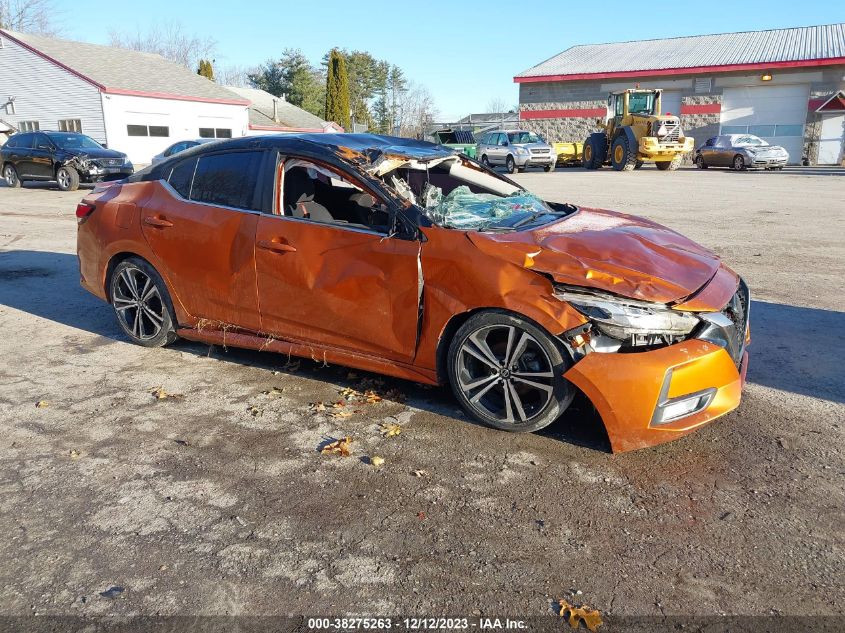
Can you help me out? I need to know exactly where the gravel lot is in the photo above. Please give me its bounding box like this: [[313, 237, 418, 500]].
[[0, 166, 843, 627]]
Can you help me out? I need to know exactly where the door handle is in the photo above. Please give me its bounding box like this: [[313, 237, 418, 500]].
[[257, 239, 297, 253], [143, 216, 173, 228]]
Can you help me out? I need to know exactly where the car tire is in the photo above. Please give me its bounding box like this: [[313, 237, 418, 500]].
[[56, 165, 80, 191], [610, 134, 636, 171], [655, 156, 682, 171], [543, 164, 553, 172], [695, 155, 708, 169], [506, 155, 516, 174], [447, 311, 574, 434], [481, 155, 490, 167], [634, 160, 644, 170], [109, 257, 178, 348], [3, 163, 20, 188], [733, 155, 746, 171]]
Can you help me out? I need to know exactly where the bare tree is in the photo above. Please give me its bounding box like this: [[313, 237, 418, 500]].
[[215, 64, 255, 88], [0, 0, 59, 35], [485, 96, 514, 114], [108, 22, 215, 70], [396, 83, 438, 139]]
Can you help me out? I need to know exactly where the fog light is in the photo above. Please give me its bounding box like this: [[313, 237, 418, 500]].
[[650, 367, 717, 426], [659, 397, 704, 422]]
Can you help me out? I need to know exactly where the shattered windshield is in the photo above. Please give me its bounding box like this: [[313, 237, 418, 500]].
[[507, 132, 543, 144], [423, 185, 550, 230], [735, 135, 768, 147]]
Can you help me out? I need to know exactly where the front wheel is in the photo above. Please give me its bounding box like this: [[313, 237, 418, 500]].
[[506, 155, 516, 174], [543, 164, 553, 172], [610, 134, 636, 171], [110, 257, 178, 348], [3, 163, 20, 188], [56, 165, 80, 191], [695, 155, 708, 169], [481, 155, 490, 167], [733, 155, 746, 171], [447, 311, 574, 433]]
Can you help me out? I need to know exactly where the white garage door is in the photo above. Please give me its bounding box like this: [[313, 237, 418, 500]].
[[721, 84, 809, 164], [661, 91, 682, 117]]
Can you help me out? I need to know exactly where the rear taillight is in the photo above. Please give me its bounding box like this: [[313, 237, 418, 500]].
[[76, 203, 96, 224]]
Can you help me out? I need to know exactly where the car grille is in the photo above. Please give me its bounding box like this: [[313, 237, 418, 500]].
[[721, 279, 750, 367], [530, 148, 550, 154], [97, 158, 123, 167]]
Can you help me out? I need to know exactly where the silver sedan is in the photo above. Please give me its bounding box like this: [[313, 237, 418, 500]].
[[694, 134, 789, 170]]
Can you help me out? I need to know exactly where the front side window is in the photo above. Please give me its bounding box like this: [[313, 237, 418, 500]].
[[628, 92, 656, 115], [190, 151, 263, 210], [281, 158, 390, 232]]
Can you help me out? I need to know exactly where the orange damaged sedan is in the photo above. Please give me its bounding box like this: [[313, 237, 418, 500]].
[[77, 134, 749, 452]]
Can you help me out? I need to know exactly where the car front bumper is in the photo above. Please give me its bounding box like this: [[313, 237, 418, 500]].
[[82, 166, 134, 183], [514, 153, 556, 167], [747, 156, 788, 168], [564, 339, 748, 453]]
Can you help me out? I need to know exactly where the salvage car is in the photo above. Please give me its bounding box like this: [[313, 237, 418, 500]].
[[2, 131, 133, 191], [76, 134, 750, 453], [476, 130, 556, 173], [694, 134, 789, 170]]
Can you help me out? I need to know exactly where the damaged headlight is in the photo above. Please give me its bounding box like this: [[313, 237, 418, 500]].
[[555, 287, 700, 351]]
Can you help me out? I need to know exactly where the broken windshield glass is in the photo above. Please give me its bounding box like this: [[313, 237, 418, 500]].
[[422, 184, 550, 231]]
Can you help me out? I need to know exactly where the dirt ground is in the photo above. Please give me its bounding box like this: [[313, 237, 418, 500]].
[[0, 165, 843, 627]]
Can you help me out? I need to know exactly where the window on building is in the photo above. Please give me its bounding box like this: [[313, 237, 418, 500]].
[[18, 120, 39, 132], [190, 151, 263, 210], [58, 119, 82, 132], [694, 78, 712, 94], [720, 125, 747, 135], [149, 126, 170, 137], [127, 125, 148, 136], [4, 100, 14, 115], [199, 127, 232, 138], [167, 157, 198, 199], [775, 124, 803, 137]]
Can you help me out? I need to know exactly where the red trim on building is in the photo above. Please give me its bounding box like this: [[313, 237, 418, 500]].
[[808, 98, 826, 110], [520, 107, 605, 120], [103, 88, 249, 106], [514, 57, 845, 83], [679, 103, 721, 115]]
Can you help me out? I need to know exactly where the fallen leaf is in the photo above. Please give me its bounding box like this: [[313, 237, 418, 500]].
[[558, 598, 603, 632], [330, 411, 354, 419], [370, 456, 385, 467], [310, 402, 328, 413], [380, 422, 402, 438], [150, 387, 182, 400], [321, 437, 353, 457], [99, 586, 125, 599], [411, 469, 429, 478], [417, 511, 426, 520], [69, 449, 80, 460], [247, 405, 261, 417], [35, 400, 49, 408], [364, 390, 382, 404], [262, 387, 285, 397]]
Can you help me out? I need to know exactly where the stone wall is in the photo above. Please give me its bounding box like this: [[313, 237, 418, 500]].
[[680, 95, 722, 147], [519, 100, 605, 142]]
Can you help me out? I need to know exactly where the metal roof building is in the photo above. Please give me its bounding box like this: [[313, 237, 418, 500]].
[[515, 24, 845, 165]]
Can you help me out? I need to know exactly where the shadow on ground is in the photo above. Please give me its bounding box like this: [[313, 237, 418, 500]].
[[1, 249, 842, 456]]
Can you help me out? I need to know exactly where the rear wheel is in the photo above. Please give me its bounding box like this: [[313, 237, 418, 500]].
[[481, 155, 490, 167], [110, 257, 178, 348], [610, 134, 636, 171], [695, 155, 708, 169], [3, 163, 20, 188], [447, 311, 574, 433], [56, 165, 80, 191], [543, 164, 553, 172], [733, 155, 746, 171], [506, 155, 516, 174]]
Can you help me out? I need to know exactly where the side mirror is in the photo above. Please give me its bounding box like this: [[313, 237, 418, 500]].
[[502, 141, 509, 146]]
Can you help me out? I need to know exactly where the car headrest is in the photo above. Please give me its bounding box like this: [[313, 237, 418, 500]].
[[284, 168, 315, 205]]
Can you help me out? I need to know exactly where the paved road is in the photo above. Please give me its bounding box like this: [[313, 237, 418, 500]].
[[0, 167, 842, 624]]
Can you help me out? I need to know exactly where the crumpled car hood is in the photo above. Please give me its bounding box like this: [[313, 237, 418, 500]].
[[467, 207, 721, 304]]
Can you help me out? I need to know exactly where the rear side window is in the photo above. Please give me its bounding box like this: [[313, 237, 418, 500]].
[[190, 151, 263, 211], [167, 157, 197, 199], [11, 133, 33, 148]]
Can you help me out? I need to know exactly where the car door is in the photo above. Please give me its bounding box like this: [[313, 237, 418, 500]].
[[138, 149, 267, 331], [31, 133, 56, 178], [254, 155, 420, 362], [713, 136, 732, 166]]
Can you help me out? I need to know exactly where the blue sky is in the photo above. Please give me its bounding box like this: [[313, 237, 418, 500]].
[[64, 0, 843, 121]]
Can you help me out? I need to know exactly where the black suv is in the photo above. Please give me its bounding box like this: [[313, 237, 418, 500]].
[[1, 131, 133, 191]]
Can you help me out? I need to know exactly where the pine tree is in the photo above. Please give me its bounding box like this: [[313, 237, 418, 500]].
[[325, 49, 351, 131], [197, 59, 214, 81]]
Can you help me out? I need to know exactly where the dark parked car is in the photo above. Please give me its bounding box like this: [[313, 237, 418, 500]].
[[694, 134, 789, 170], [151, 138, 218, 165], [1, 131, 133, 191]]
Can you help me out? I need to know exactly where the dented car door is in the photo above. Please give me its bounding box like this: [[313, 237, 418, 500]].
[[255, 158, 420, 362]]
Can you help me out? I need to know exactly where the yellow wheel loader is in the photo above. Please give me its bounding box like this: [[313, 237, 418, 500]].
[[582, 89, 694, 171]]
